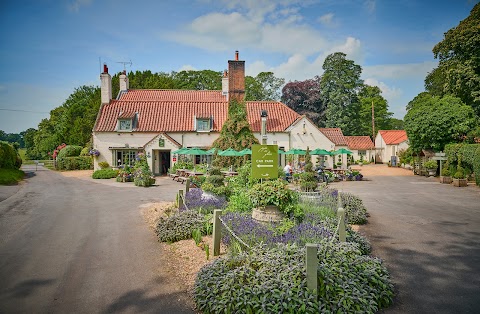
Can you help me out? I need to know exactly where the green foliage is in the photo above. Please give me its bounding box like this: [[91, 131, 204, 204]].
[[247, 180, 298, 214], [404, 94, 478, 152], [80, 147, 90, 156], [169, 160, 193, 173], [299, 172, 317, 191], [212, 99, 259, 168], [445, 143, 480, 185], [155, 210, 206, 243], [92, 168, 118, 179], [192, 228, 203, 246], [245, 72, 285, 101], [340, 192, 368, 225], [424, 160, 438, 170], [56, 156, 93, 170], [0, 141, 22, 169], [358, 85, 393, 134], [225, 190, 253, 213], [398, 147, 414, 165], [0, 168, 24, 185], [194, 241, 393, 313], [133, 153, 155, 187], [98, 161, 110, 169], [57, 145, 82, 159], [202, 182, 229, 198]]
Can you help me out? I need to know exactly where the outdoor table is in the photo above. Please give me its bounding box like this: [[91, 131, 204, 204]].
[[221, 171, 238, 176], [185, 171, 204, 177]]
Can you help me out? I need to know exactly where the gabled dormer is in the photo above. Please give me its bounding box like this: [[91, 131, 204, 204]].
[[117, 111, 138, 132], [194, 113, 213, 132]]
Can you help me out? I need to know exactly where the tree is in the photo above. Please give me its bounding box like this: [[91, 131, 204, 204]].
[[426, 3, 480, 116], [357, 85, 393, 135], [281, 77, 325, 126], [172, 70, 222, 90], [404, 94, 478, 152], [389, 118, 404, 130], [245, 72, 285, 101], [320, 52, 363, 135]]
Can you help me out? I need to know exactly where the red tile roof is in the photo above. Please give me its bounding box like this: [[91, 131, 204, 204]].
[[379, 130, 408, 145], [94, 90, 300, 133], [319, 128, 347, 145], [345, 136, 374, 150]]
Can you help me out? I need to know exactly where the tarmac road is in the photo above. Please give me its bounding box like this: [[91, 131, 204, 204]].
[[0, 166, 195, 313], [337, 175, 480, 313]]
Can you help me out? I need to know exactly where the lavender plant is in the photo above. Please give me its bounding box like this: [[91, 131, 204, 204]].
[[180, 188, 227, 214], [155, 210, 206, 243]]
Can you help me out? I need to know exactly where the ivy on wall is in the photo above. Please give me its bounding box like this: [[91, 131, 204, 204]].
[[445, 143, 480, 186]]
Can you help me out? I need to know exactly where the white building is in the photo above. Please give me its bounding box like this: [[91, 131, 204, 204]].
[[345, 136, 375, 163], [375, 130, 409, 164]]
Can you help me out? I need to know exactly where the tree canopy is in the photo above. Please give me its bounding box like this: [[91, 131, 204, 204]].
[[404, 94, 477, 152], [357, 85, 393, 136]]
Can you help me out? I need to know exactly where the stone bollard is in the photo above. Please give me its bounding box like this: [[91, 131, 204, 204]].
[[213, 209, 223, 256], [337, 207, 346, 242], [306, 243, 318, 292]]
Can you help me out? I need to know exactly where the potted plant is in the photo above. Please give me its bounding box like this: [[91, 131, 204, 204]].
[[424, 160, 438, 177], [452, 165, 467, 187], [248, 179, 297, 222], [439, 167, 452, 184]]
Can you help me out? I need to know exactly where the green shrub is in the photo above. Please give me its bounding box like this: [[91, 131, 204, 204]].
[[339, 192, 368, 225], [92, 168, 118, 179], [299, 172, 317, 191], [424, 160, 438, 170], [225, 190, 253, 213], [80, 147, 90, 156], [155, 210, 206, 243], [445, 143, 480, 186], [194, 241, 393, 313], [248, 179, 298, 215], [0, 168, 24, 185], [98, 161, 110, 169], [205, 174, 224, 187], [202, 182, 230, 197], [0, 141, 22, 169], [56, 145, 82, 159], [56, 156, 93, 170]]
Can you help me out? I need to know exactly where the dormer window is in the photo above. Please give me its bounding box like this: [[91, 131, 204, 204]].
[[196, 118, 211, 132], [119, 119, 132, 131]]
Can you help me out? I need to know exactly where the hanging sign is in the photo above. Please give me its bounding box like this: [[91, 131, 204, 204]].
[[159, 138, 165, 147], [252, 144, 278, 179]]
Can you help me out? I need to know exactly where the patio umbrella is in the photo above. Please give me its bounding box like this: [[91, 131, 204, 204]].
[[183, 148, 208, 155], [310, 148, 332, 155], [172, 147, 188, 154], [239, 148, 252, 156], [218, 148, 243, 156], [284, 148, 306, 155], [206, 147, 221, 155], [278, 149, 286, 154], [333, 148, 353, 155]]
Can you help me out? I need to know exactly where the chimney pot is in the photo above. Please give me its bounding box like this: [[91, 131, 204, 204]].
[[103, 63, 108, 73], [235, 50, 239, 61]]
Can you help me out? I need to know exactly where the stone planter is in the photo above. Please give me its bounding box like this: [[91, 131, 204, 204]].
[[427, 169, 436, 177], [452, 178, 468, 187], [252, 205, 285, 223], [440, 176, 452, 184]]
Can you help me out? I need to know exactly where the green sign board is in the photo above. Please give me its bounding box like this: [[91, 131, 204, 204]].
[[252, 144, 278, 179], [159, 138, 165, 147]]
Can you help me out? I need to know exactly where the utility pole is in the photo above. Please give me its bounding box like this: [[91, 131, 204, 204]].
[[372, 100, 376, 164]]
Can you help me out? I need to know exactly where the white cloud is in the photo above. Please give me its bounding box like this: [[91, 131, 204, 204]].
[[364, 78, 402, 101], [364, 0, 376, 14], [68, 0, 92, 13], [363, 61, 437, 79], [317, 13, 335, 27], [178, 65, 197, 72]]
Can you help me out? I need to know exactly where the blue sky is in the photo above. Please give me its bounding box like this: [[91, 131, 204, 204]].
[[0, 0, 476, 133]]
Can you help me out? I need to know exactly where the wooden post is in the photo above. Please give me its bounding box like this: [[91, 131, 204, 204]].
[[338, 207, 346, 242], [306, 243, 318, 292], [213, 209, 223, 256], [178, 189, 184, 208], [186, 178, 190, 193]]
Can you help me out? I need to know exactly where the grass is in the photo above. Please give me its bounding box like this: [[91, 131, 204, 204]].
[[0, 168, 25, 185], [18, 148, 27, 161]]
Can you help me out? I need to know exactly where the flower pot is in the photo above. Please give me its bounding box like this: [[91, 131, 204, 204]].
[[440, 176, 452, 184], [452, 178, 467, 187], [427, 169, 436, 177], [252, 205, 284, 223]]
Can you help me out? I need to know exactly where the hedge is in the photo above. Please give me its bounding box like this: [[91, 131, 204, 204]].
[[56, 156, 93, 170], [445, 143, 480, 186], [0, 141, 22, 169], [57, 145, 83, 159]]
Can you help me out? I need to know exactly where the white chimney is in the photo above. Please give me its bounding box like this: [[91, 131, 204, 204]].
[[221, 70, 228, 97], [119, 70, 129, 91], [100, 64, 112, 104]]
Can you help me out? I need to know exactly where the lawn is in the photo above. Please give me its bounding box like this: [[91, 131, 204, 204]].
[[0, 168, 25, 185]]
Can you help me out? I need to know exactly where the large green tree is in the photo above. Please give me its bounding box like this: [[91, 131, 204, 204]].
[[320, 52, 363, 135], [404, 94, 477, 152], [245, 72, 285, 101], [425, 3, 480, 116], [357, 85, 393, 136]]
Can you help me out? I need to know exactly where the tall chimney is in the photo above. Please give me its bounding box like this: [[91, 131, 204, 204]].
[[228, 50, 245, 102], [119, 70, 129, 91], [100, 63, 112, 104], [221, 70, 228, 96]]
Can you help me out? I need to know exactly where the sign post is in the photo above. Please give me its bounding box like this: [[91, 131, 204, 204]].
[[252, 144, 278, 179]]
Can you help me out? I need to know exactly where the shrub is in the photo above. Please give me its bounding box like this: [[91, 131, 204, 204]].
[[98, 161, 110, 169], [56, 156, 93, 170], [194, 241, 393, 313], [181, 188, 227, 214], [339, 192, 368, 225], [205, 174, 224, 187], [225, 190, 253, 213], [56, 145, 82, 159], [0, 141, 22, 169], [155, 210, 207, 243], [247, 179, 298, 214], [133, 152, 155, 187], [80, 147, 90, 156], [299, 172, 317, 191], [92, 168, 118, 179], [424, 160, 438, 170]]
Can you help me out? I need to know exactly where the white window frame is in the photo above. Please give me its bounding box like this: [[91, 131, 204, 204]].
[[118, 119, 133, 131], [196, 118, 211, 132]]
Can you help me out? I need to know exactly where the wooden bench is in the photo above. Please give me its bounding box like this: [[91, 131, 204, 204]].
[[177, 177, 188, 184], [169, 173, 179, 180]]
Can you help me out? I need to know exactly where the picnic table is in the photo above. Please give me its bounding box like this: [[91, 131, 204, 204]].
[[185, 171, 204, 177], [221, 171, 238, 177]]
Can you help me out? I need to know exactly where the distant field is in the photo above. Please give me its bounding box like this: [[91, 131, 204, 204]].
[[18, 148, 28, 161]]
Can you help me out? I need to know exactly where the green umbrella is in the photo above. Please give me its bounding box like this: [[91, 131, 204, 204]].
[[206, 147, 221, 155], [239, 148, 252, 156], [333, 148, 353, 155], [284, 148, 306, 155], [183, 148, 208, 155], [218, 148, 243, 156], [310, 148, 332, 155], [278, 149, 286, 154], [172, 147, 188, 154]]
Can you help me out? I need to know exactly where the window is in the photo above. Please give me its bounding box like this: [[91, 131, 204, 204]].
[[358, 150, 366, 156], [118, 119, 132, 131], [113, 150, 140, 167], [196, 118, 211, 132]]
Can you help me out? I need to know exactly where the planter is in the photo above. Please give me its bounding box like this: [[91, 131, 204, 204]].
[[427, 169, 436, 177], [252, 205, 285, 223], [452, 178, 468, 187], [440, 176, 452, 184]]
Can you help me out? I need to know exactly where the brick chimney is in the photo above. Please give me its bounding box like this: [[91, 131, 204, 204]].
[[227, 50, 245, 102], [221, 70, 228, 96], [100, 64, 112, 104], [119, 70, 129, 91]]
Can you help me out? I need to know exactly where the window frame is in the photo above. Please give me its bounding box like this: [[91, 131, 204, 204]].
[[196, 118, 211, 132], [118, 119, 133, 131]]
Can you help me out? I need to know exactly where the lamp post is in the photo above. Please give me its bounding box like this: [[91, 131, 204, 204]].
[[260, 110, 268, 145]]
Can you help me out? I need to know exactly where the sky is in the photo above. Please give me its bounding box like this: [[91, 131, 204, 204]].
[[0, 0, 477, 134]]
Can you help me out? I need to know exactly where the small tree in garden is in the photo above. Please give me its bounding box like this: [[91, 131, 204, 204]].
[[300, 148, 317, 191], [133, 152, 155, 187], [212, 99, 259, 168]]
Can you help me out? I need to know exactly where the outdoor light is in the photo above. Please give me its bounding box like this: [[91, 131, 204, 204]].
[[260, 110, 268, 144], [147, 151, 151, 158]]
